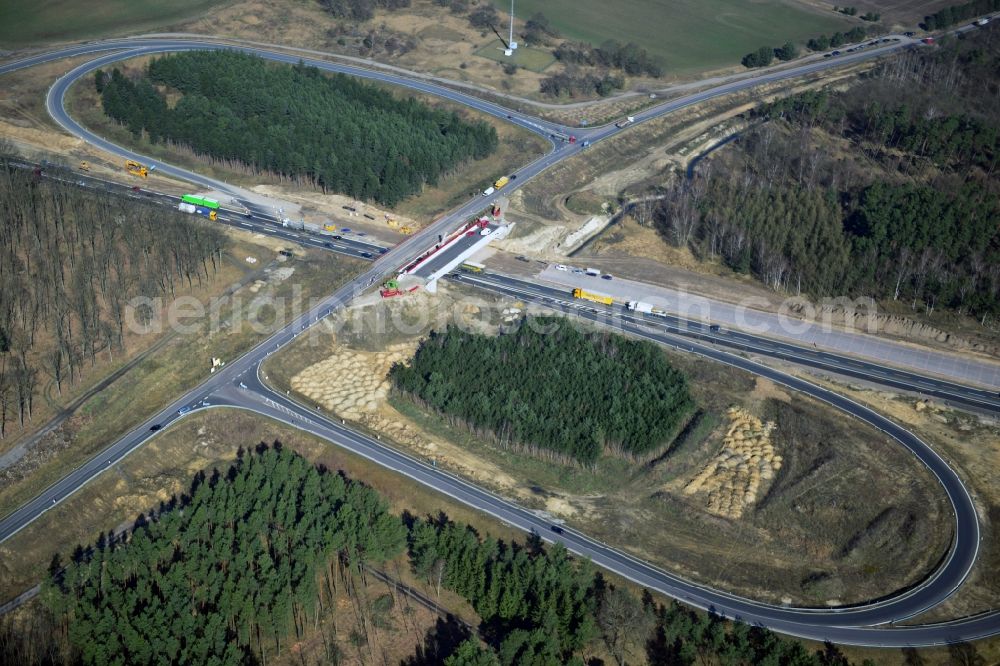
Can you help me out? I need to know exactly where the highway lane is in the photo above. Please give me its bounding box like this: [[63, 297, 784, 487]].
[[2, 26, 998, 645]]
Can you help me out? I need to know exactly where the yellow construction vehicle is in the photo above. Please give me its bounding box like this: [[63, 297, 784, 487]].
[[386, 218, 399, 228], [125, 160, 148, 178], [79, 160, 91, 171], [323, 224, 337, 232], [399, 225, 414, 235]]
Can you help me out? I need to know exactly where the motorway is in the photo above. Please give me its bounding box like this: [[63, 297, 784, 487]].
[[1, 27, 999, 646]]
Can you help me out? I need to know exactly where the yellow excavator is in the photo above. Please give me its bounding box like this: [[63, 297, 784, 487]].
[[125, 159, 149, 178]]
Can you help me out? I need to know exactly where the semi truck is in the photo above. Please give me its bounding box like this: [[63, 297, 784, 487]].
[[585, 267, 601, 276], [281, 218, 321, 233], [494, 176, 510, 189], [572, 288, 613, 306], [615, 116, 635, 128], [626, 300, 667, 316], [178, 202, 217, 221]]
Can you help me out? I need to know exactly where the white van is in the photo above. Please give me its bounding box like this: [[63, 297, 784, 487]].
[[483, 186, 495, 196]]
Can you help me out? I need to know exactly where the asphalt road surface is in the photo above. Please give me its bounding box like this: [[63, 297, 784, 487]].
[[2, 26, 999, 645]]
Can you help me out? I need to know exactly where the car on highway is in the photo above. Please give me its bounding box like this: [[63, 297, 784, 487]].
[[823, 53, 832, 57], [378, 248, 388, 254], [149, 424, 162, 431], [831, 50, 841, 55], [333, 235, 342, 240], [709, 324, 721, 332], [554, 264, 568, 271], [360, 251, 373, 258], [904, 31, 915, 37], [177, 407, 191, 415], [510, 174, 517, 180], [551, 525, 564, 534], [601, 274, 613, 280]]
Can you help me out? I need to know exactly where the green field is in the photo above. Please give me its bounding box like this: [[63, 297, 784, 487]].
[[474, 43, 556, 71], [493, 0, 853, 72], [0, 0, 227, 47]]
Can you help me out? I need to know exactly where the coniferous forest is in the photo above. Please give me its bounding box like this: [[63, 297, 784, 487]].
[[95, 51, 498, 206], [388, 317, 694, 466], [42, 445, 406, 665], [651, 29, 1000, 322]]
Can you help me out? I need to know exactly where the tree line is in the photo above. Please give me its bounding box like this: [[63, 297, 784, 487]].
[[96, 51, 498, 207], [835, 6, 881, 21], [553, 39, 665, 77], [42, 444, 407, 665], [923, 0, 1000, 29], [0, 158, 227, 439], [539, 70, 625, 98], [388, 317, 693, 466], [654, 30, 1000, 322], [410, 514, 877, 666], [805, 26, 870, 52], [317, 0, 410, 21], [744, 26, 873, 68]]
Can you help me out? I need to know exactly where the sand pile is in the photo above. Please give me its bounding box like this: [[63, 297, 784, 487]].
[[683, 407, 779, 519], [291, 343, 416, 421]]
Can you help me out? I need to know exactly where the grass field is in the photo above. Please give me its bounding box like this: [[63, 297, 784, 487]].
[[474, 43, 556, 72], [492, 0, 853, 72], [0, 0, 228, 47]]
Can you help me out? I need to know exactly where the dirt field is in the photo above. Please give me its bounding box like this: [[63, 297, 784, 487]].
[[265, 281, 952, 607], [787, 368, 1000, 619], [856, 0, 966, 26]]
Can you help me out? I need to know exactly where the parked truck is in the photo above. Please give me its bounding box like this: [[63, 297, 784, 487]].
[[585, 267, 601, 276], [615, 116, 635, 129], [494, 176, 510, 189], [178, 202, 217, 221], [483, 186, 496, 196], [573, 288, 613, 306]]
